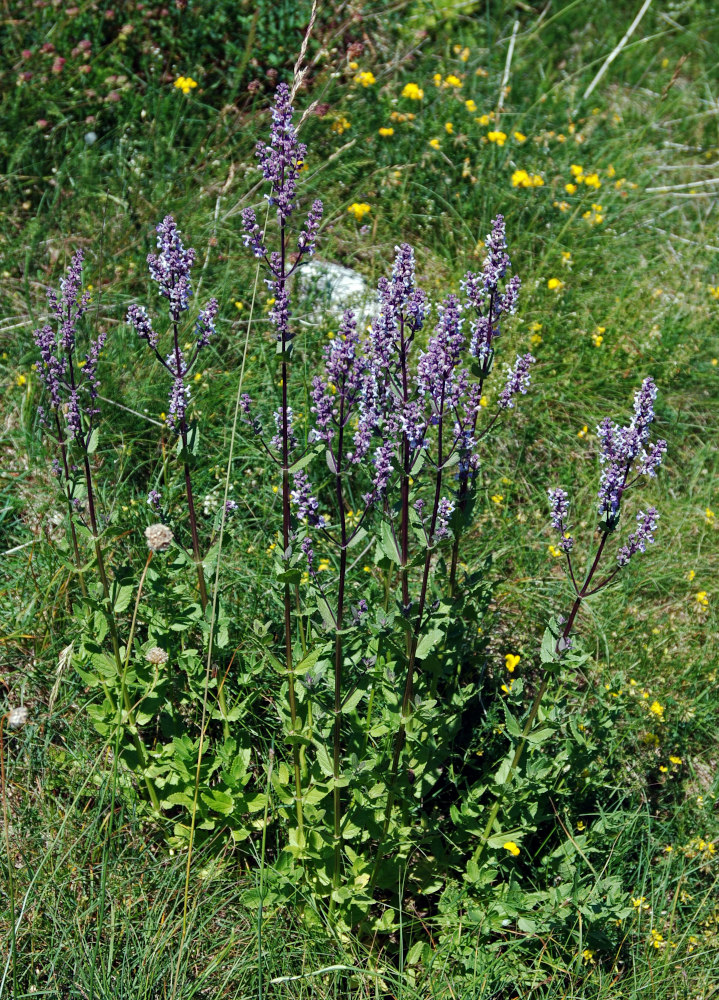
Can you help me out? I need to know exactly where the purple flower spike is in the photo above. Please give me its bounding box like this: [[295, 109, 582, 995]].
[[195, 297, 218, 348], [617, 507, 659, 566], [127, 304, 158, 349], [240, 207, 267, 258], [255, 83, 307, 226], [297, 199, 323, 257], [147, 215, 196, 320], [301, 535, 315, 575], [548, 487, 574, 552], [498, 353, 535, 409]]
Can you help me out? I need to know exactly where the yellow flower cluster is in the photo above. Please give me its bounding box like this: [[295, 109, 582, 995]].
[[486, 130, 507, 146], [401, 82, 424, 100], [505, 653, 520, 673], [547, 278, 564, 291], [378, 127, 394, 137], [709, 285, 719, 300], [347, 202, 371, 221], [331, 116, 351, 135], [583, 203, 605, 225], [173, 76, 198, 95], [511, 169, 543, 188], [389, 110, 415, 123], [503, 841, 520, 856], [433, 73, 463, 88], [354, 70, 376, 87]]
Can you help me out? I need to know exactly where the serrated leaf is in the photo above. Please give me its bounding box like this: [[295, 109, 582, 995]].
[[314, 742, 334, 777], [502, 703, 522, 738], [288, 443, 322, 475], [379, 521, 401, 565]]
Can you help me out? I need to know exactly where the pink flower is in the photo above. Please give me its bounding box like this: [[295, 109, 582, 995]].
[[52, 56, 66, 73]]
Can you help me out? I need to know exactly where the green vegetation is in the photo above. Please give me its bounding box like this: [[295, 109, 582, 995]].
[[1, 1, 718, 997]]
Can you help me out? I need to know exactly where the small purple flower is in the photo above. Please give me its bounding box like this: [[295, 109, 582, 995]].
[[617, 507, 659, 566], [498, 353, 535, 409], [147, 489, 162, 510], [224, 499, 239, 513], [301, 535, 315, 575], [435, 497, 455, 540]]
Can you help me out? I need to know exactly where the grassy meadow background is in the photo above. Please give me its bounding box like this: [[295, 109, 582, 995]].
[[1, 0, 718, 996]]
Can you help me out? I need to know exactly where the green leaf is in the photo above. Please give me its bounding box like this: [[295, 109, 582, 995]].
[[540, 617, 562, 664], [200, 788, 234, 816], [288, 443, 322, 475], [378, 521, 401, 565], [415, 628, 444, 661], [502, 703, 522, 738], [113, 584, 134, 614], [86, 426, 99, 454], [313, 742, 334, 777], [315, 597, 336, 631]]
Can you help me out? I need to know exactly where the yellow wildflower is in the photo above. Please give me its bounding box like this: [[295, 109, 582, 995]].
[[475, 113, 491, 126], [565, 182, 578, 194], [444, 74, 463, 88], [530, 332, 542, 347], [503, 841, 520, 856], [513, 130, 527, 142], [695, 590, 709, 608], [429, 138, 441, 150], [570, 163, 584, 179], [592, 333, 604, 347], [649, 700, 664, 718], [709, 285, 719, 300], [347, 202, 371, 221], [582, 949, 596, 965], [705, 508, 715, 522], [378, 127, 394, 137], [174, 76, 198, 95], [479, 395, 488, 407], [584, 172, 601, 188], [491, 494, 503, 505], [578, 425, 588, 438], [433, 72, 442, 87], [401, 82, 424, 100], [445, 121, 454, 134], [465, 98, 477, 112], [331, 116, 351, 135], [354, 70, 376, 87], [15, 373, 27, 387], [487, 130, 507, 145], [505, 653, 521, 673], [548, 544, 562, 558], [547, 278, 563, 291]]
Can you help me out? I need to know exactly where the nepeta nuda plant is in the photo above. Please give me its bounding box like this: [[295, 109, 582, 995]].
[[34, 251, 160, 809], [127, 216, 218, 614], [239, 82, 323, 834]]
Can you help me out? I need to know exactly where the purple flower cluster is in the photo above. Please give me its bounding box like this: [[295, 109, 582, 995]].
[[34, 250, 106, 444], [547, 487, 574, 552], [462, 215, 523, 364], [548, 380, 665, 576], [290, 470, 322, 525], [596, 377, 666, 519], [617, 507, 659, 566], [147, 215, 196, 320], [498, 353, 535, 409], [255, 82, 307, 226], [127, 215, 218, 435]]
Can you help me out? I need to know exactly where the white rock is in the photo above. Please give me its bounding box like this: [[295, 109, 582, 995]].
[[297, 260, 378, 329]]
